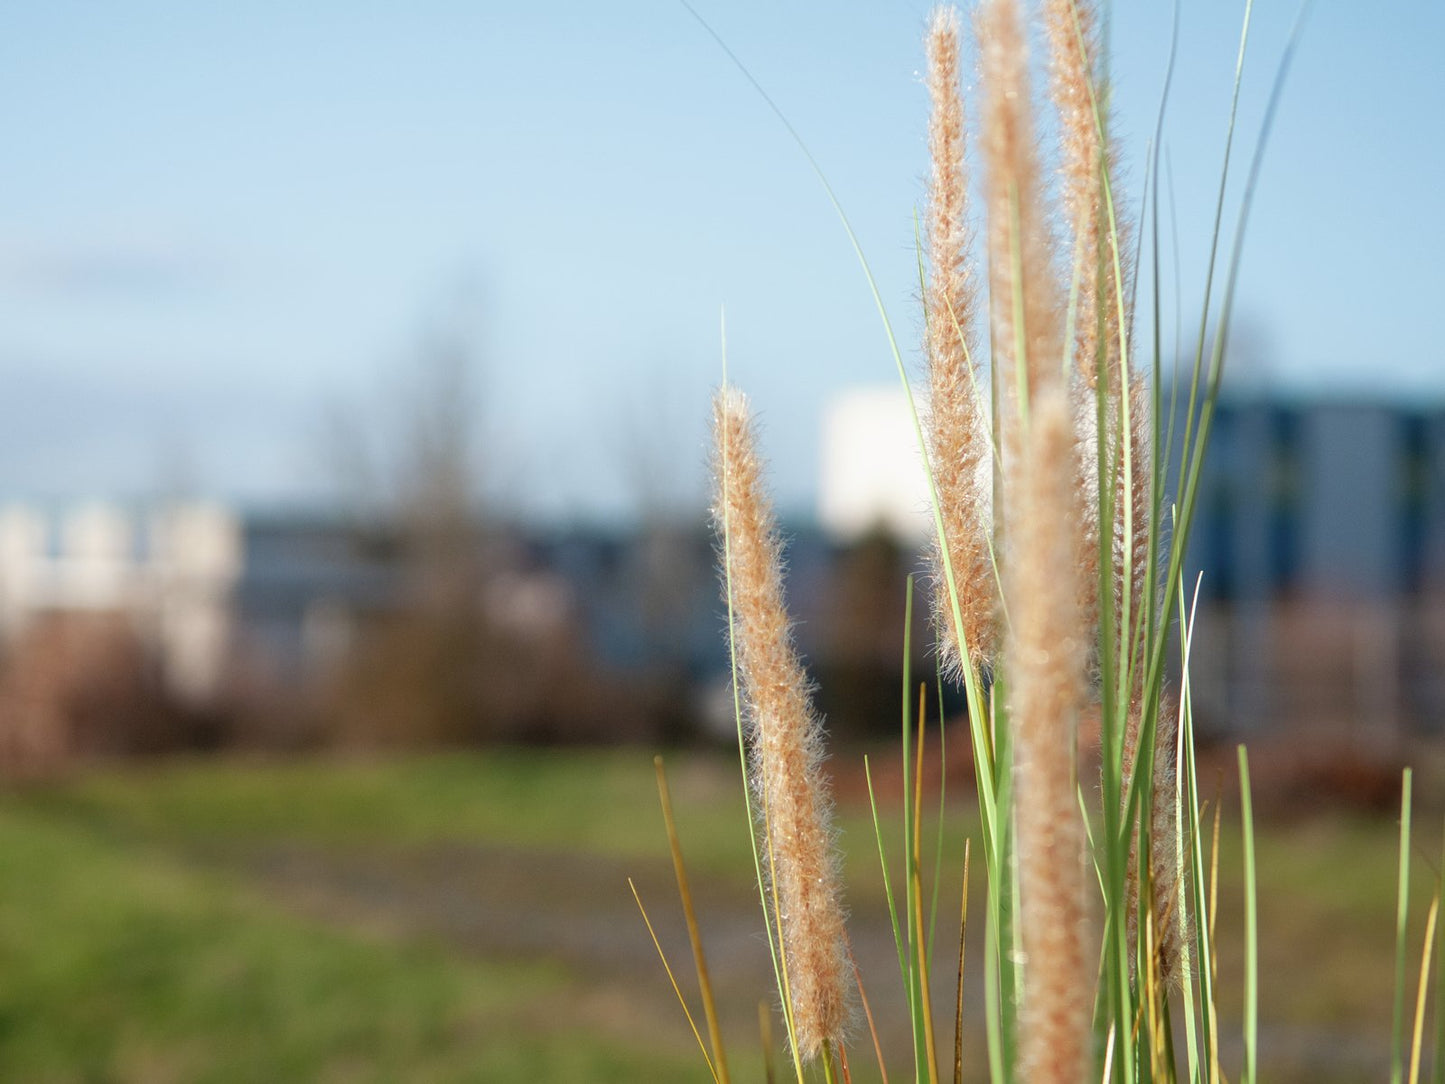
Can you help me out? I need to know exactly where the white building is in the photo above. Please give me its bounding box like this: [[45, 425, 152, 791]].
[[817, 386, 933, 544], [0, 502, 242, 704]]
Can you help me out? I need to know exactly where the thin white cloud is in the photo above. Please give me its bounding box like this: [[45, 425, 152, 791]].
[[0, 236, 227, 299]]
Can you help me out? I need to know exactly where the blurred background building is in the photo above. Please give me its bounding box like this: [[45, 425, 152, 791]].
[[2, 382, 1441, 774], [1182, 394, 1445, 743], [0, 502, 240, 772]]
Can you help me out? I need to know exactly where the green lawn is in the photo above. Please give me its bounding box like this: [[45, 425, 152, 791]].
[[0, 751, 730, 1083], [0, 747, 1430, 1081], [16, 749, 753, 864]]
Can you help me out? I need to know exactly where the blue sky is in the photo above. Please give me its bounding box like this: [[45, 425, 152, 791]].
[[0, 1, 1440, 521]]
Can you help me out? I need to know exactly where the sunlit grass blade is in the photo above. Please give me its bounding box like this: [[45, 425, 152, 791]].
[[1238, 746, 1258, 1084], [897, 577, 930, 1081], [654, 756, 731, 1084], [866, 755, 911, 1019], [1434, 823, 1445, 1084], [929, 677, 950, 961], [630, 878, 721, 1084], [983, 900, 1004, 1084], [1209, 792, 1224, 1084], [1410, 896, 1439, 1084], [1396, 769, 1416, 1084], [913, 685, 941, 1084], [989, 682, 1018, 1083], [1176, 574, 1204, 1083], [1179, 565, 1222, 1084]]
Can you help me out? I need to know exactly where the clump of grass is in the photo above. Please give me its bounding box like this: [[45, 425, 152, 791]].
[[644, 2, 1432, 1083]]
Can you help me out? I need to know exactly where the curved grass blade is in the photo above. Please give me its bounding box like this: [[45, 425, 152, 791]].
[[912, 684, 940, 1084], [1410, 896, 1439, 1084], [630, 878, 721, 1084]]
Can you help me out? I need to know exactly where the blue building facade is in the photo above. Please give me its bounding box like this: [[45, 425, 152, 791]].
[[1177, 395, 1445, 737]]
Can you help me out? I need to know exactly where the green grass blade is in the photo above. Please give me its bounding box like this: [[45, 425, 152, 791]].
[[867, 755, 912, 1040], [990, 692, 1019, 1084], [983, 901, 1005, 1084], [929, 676, 949, 960], [1175, 576, 1204, 1083], [912, 686, 940, 1084], [1395, 769, 1416, 1084], [953, 840, 970, 1084], [1434, 821, 1445, 1084], [1238, 746, 1258, 1084], [900, 578, 928, 1084], [654, 758, 731, 1084], [1410, 897, 1439, 1084]]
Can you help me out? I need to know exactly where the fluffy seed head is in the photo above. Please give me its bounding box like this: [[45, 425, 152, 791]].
[[1007, 387, 1093, 1084], [979, 0, 1065, 441], [710, 387, 850, 1061], [923, 5, 997, 679]]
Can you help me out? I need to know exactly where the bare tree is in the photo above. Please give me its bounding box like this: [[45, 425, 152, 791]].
[[311, 310, 493, 747]]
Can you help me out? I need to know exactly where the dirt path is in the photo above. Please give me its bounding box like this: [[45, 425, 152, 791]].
[[183, 838, 1391, 1082], [226, 840, 953, 1062]]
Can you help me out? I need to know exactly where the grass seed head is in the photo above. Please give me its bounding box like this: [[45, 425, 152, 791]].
[[710, 387, 850, 1061], [923, 4, 998, 682]]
